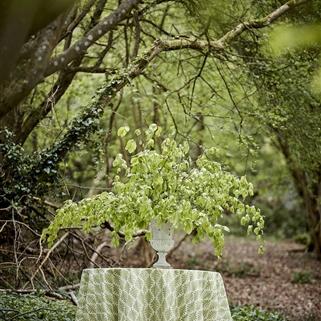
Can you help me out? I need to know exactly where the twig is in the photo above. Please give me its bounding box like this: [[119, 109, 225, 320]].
[[32, 197, 61, 210], [88, 241, 109, 268], [0, 220, 41, 237], [115, 239, 136, 266], [167, 233, 190, 258], [45, 291, 65, 300], [102, 221, 148, 238], [58, 284, 80, 291], [80, 239, 100, 268], [69, 291, 78, 306], [70, 231, 114, 267], [146, 253, 157, 268], [39, 267, 52, 290], [0, 220, 7, 234], [25, 232, 69, 290], [0, 289, 66, 299], [12, 210, 20, 286]]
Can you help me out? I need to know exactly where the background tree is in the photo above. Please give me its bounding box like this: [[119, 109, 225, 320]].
[[0, 0, 320, 289], [228, 2, 321, 256]]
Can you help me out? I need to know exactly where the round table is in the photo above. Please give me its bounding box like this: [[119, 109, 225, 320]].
[[76, 268, 232, 321]]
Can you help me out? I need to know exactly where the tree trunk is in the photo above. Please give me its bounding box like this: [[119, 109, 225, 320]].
[[292, 168, 321, 259], [275, 133, 321, 259]]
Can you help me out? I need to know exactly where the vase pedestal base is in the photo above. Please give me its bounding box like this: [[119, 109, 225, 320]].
[[153, 251, 172, 269]]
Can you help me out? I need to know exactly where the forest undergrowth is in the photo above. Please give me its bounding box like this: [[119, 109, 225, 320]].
[[1, 235, 320, 321]]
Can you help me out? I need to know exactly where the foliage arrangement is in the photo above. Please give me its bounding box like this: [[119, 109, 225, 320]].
[[43, 125, 264, 258]]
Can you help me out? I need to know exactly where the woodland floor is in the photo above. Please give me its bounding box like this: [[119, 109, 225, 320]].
[[116, 235, 321, 321]]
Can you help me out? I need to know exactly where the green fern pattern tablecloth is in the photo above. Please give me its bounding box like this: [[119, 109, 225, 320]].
[[75, 268, 232, 321]]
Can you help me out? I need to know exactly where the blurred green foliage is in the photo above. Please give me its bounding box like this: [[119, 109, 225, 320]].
[[270, 24, 321, 95], [215, 261, 261, 278], [230, 305, 288, 321], [291, 270, 314, 284]]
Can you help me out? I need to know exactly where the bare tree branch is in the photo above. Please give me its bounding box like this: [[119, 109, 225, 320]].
[[59, 0, 97, 42], [25, 232, 69, 290], [45, 0, 142, 76]]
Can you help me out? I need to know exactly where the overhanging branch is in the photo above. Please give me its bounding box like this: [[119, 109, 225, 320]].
[[36, 0, 311, 179], [45, 0, 142, 76]]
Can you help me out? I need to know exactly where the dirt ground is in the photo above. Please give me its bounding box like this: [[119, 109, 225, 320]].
[[117, 235, 321, 321]]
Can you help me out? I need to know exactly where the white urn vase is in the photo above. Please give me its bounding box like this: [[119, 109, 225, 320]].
[[150, 219, 174, 268]]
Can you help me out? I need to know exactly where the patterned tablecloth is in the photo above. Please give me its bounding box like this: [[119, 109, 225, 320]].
[[75, 268, 232, 321]]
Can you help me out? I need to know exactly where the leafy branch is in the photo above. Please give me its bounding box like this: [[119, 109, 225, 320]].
[[43, 125, 265, 258]]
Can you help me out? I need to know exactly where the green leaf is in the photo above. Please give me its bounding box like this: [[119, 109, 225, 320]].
[[155, 126, 162, 137], [155, 175, 163, 186], [149, 123, 158, 132], [134, 129, 141, 136], [117, 126, 130, 137], [125, 139, 137, 153], [146, 139, 154, 147]]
